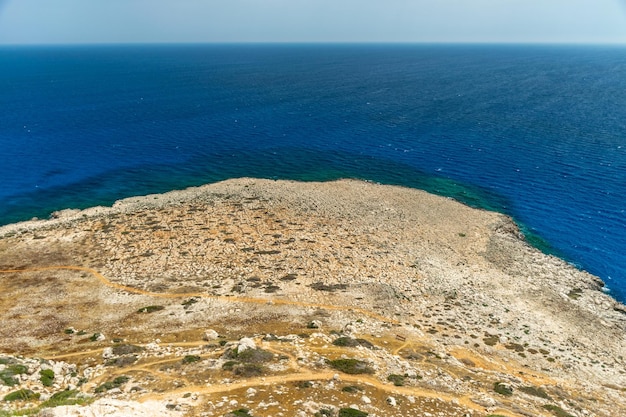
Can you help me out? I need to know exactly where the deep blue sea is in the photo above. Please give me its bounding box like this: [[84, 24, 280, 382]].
[[1, 44, 625, 301]]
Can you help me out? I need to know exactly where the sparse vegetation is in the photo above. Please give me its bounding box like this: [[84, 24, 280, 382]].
[[328, 359, 374, 375], [567, 288, 583, 300], [136, 305, 165, 313], [338, 408, 368, 417], [182, 298, 199, 308], [332, 337, 374, 349], [227, 348, 273, 364], [494, 382, 513, 396], [111, 344, 143, 355], [39, 369, 54, 387], [182, 355, 201, 364], [3, 389, 40, 402], [225, 409, 252, 417], [106, 355, 138, 367], [483, 335, 499, 346], [542, 404, 574, 417], [309, 282, 348, 292], [232, 364, 265, 377], [520, 385, 551, 400], [0, 364, 27, 387], [387, 374, 405, 386], [94, 376, 130, 393], [295, 380, 313, 388], [41, 389, 91, 408]]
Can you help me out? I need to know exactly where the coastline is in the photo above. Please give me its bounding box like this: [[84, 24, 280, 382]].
[[1, 178, 625, 416]]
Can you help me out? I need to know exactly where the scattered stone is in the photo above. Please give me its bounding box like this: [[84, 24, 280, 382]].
[[237, 338, 256, 354], [202, 330, 219, 341]]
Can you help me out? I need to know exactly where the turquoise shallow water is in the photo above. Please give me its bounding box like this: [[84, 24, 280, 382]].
[[0, 44, 625, 301]]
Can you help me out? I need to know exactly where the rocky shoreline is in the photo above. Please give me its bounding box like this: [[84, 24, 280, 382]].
[[0, 178, 625, 417]]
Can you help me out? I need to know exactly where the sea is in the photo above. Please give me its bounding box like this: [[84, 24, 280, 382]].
[[1, 44, 625, 301]]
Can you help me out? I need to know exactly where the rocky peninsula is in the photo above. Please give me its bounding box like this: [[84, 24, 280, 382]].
[[0, 178, 624, 417]]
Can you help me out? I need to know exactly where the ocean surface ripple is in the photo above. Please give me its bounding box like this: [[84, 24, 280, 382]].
[[1, 44, 625, 301]]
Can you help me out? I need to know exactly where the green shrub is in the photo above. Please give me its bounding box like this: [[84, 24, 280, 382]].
[[40, 369, 55, 387], [182, 298, 199, 307], [295, 380, 313, 388], [236, 348, 273, 364], [520, 385, 551, 400], [332, 337, 373, 349], [225, 408, 252, 416], [494, 382, 513, 396], [338, 408, 368, 417], [232, 364, 265, 377], [387, 374, 405, 386], [111, 344, 143, 355], [341, 385, 362, 393], [0, 364, 28, 387], [136, 305, 165, 313], [222, 361, 238, 371], [483, 336, 499, 346], [7, 364, 27, 375], [41, 389, 91, 408], [3, 389, 40, 402], [95, 375, 129, 393], [328, 359, 374, 375], [182, 355, 201, 364], [542, 404, 574, 417]]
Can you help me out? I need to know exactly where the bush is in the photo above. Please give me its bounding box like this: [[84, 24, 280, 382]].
[[328, 359, 374, 375], [236, 348, 273, 364], [387, 374, 405, 386], [106, 355, 138, 367], [41, 389, 90, 408], [494, 382, 513, 396], [542, 404, 574, 417], [137, 305, 165, 313], [94, 375, 130, 393], [40, 369, 55, 387], [182, 355, 201, 364], [222, 361, 238, 371], [111, 344, 143, 355], [332, 337, 373, 349], [225, 408, 252, 416], [338, 408, 368, 417], [3, 389, 40, 402], [232, 364, 265, 377], [0, 364, 28, 387], [520, 385, 551, 400]]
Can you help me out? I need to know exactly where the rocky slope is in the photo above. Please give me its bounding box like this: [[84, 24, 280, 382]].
[[0, 178, 624, 417]]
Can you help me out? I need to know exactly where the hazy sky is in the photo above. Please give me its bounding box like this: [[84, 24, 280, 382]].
[[1, 0, 626, 45]]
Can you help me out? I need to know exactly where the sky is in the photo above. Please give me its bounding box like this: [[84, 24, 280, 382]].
[[1, 0, 626, 45]]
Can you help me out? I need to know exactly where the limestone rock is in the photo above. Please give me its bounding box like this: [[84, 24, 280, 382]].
[[202, 329, 219, 341], [237, 337, 256, 353]]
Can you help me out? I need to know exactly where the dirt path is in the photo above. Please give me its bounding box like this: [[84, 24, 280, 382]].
[[0, 266, 544, 417], [0, 266, 399, 325]]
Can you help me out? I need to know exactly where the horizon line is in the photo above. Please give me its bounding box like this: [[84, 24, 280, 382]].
[[2, 40, 626, 47]]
